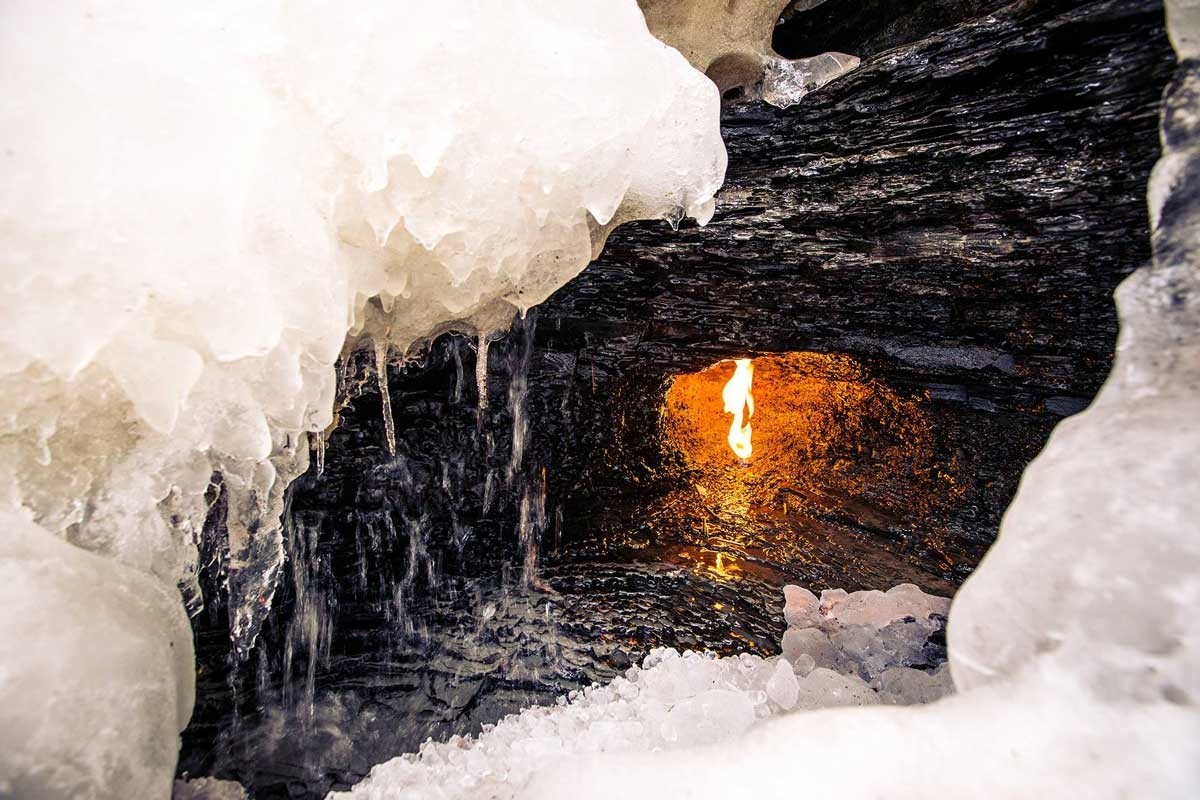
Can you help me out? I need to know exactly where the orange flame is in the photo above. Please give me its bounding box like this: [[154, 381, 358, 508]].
[[722, 358, 754, 459]]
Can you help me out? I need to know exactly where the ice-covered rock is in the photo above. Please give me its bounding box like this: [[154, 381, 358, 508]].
[[0, 511, 194, 800], [794, 668, 880, 710]]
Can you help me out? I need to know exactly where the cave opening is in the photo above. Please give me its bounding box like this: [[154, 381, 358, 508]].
[[2, 0, 1193, 799], [168, 1, 1178, 796]]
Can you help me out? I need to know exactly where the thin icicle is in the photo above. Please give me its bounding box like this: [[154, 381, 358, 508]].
[[476, 333, 490, 411], [451, 337, 465, 405], [375, 339, 397, 456], [311, 431, 325, 477]]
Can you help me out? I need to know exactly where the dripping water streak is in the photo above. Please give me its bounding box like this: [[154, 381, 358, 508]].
[[507, 313, 536, 485], [518, 471, 546, 588]]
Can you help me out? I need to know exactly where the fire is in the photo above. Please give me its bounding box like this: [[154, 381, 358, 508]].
[[722, 358, 755, 459]]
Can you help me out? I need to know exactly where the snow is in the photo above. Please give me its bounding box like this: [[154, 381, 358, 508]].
[[329, 582, 952, 800]]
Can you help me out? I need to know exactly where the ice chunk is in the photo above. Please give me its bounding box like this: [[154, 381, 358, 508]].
[[819, 588, 849, 615], [791, 653, 817, 676], [782, 584, 821, 628], [759, 53, 861, 109], [832, 619, 938, 681], [0, 512, 194, 800], [794, 668, 880, 710], [662, 689, 757, 745], [824, 584, 950, 629], [764, 658, 800, 710], [781, 626, 845, 671], [875, 665, 954, 706]]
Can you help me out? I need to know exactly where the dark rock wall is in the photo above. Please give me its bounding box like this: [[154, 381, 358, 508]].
[[179, 1, 1172, 797]]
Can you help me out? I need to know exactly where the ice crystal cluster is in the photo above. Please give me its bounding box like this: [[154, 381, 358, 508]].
[[331, 584, 953, 800], [0, 1, 723, 797]]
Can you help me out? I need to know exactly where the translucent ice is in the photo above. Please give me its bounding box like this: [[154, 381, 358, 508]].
[[639, 0, 859, 99], [764, 658, 800, 709], [781, 626, 846, 671]]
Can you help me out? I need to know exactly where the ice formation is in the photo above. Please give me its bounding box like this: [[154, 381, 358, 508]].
[[330, 583, 953, 800], [0, 510, 194, 800], [639, 0, 859, 103], [0, 1, 724, 795]]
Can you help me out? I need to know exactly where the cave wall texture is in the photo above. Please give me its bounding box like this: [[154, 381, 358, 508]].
[[180, 1, 1175, 796]]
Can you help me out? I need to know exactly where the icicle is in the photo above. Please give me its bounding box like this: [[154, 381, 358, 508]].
[[451, 336, 465, 405], [311, 430, 325, 477], [375, 339, 397, 456], [475, 332, 490, 411]]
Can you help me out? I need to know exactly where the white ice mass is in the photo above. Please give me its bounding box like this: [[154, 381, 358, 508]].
[[0, 1, 723, 797]]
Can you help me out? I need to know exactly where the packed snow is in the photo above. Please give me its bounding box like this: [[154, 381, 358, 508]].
[[329, 583, 953, 799]]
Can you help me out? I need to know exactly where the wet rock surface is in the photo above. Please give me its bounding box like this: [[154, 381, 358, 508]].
[[178, 1, 1172, 797]]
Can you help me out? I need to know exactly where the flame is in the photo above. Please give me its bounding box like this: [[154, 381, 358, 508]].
[[722, 358, 754, 459]]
